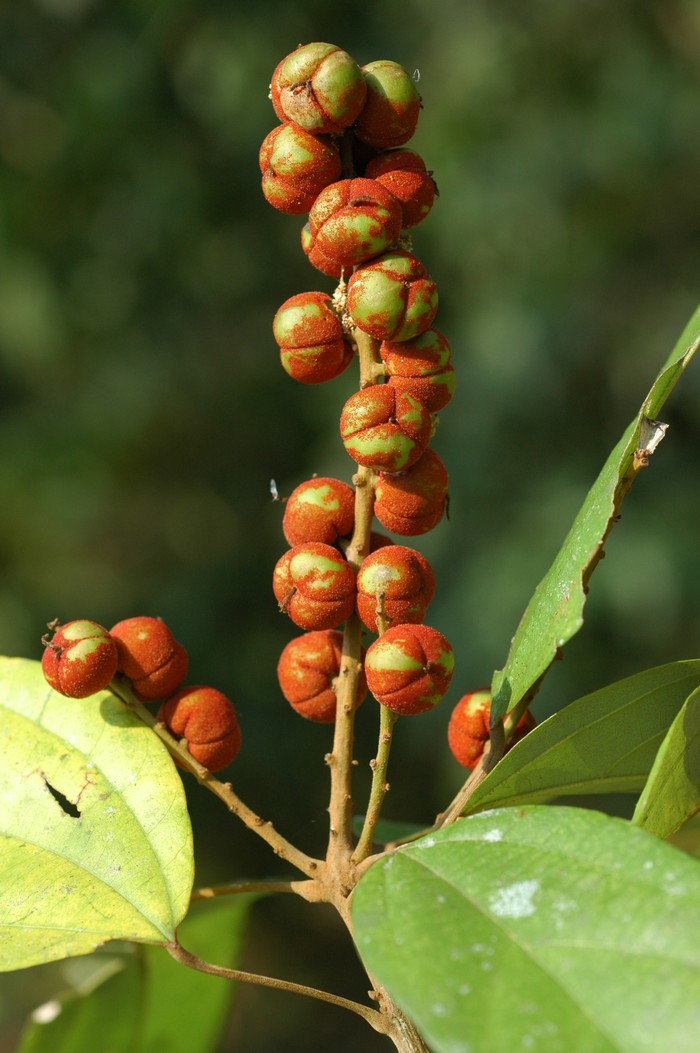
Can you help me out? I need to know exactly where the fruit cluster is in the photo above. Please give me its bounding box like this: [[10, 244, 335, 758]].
[[40, 617, 241, 771], [262, 43, 455, 720]]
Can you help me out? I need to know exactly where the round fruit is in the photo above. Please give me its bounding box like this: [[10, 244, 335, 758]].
[[346, 251, 438, 342], [259, 122, 342, 215], [158, 686, 242, 771], [354, 60, 421, 149], [270, 43, 367, 134], [447, 691, 537, 769], [374, 448, 449, 535], [273, 291, 353, 384], [277, 629, 366, 722], [356, 545, 435, 632], [283, 477, 355, 546], [273, 542, 357, 630], [41, 619, 118, 699], [340, 385, 431, 473], [109, 616, 188, 702], [308, 177, 402, 270], [364, 149, 436, 228], [380, 328, 455, 412], [364, 623, 454, 714]]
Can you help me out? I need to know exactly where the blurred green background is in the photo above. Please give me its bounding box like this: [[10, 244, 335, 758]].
[[1, 0, 699, 1049]]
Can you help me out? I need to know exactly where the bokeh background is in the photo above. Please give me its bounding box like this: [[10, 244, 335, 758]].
[[2, 1, 699, 1049]]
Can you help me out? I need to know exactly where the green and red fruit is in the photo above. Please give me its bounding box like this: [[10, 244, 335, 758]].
[[110, 615, 188, 701], [364, 149, 436, 228], [276, 629, 367, 722], [270, 42, 367, 134], [301, 223, 345, 278], [41, 619, 118, 699], [364, 623, 454, 714], [354, 60, 421, 149], [283, 477, 355, 546], [374, 448, 449, 535], [346, 251, 438, 342], [380, 328, 455, 412], [356, 544, 435, 632], [273, 291, 353, 383], [308, 177, 402, 270], [259, 122, 342, 214], [273, 542, 357, 630], [158, 686, 242, 771], [447, 691, 537, 769], [340, 385, 431, 472]]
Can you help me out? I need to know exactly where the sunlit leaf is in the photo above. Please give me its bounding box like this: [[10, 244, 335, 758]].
[[352, 806, 700, 1053], [465, 661, 700, 815], [633, 686, 700, 839], [490, 304, 700, 724], [0, 657, 194, 970]]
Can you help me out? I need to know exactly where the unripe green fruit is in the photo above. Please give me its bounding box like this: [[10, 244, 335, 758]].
[[308, 177, 402, 270], [355, 60, 421, 149], [380, 328, 455, 412], [41, 619, 118, 699], [283, 477, 355, 546], [374, 448, 449, 535], [158, 686, 242, 771], [270, 42, 367, 134], [364, 623, 454, 714], [273, 292, 353, 384], [276, 629, 367, 722], [273, 542, 357, 631], [346, 251, 438, 342], [447, 691, 536, 769], [110, 615, 188, 702], [259, 123, 342, 215], [356, 544, 435, 632], [301, 223, 344, 278], [364, 149, 436, 228], [340, 385, 431, 473]]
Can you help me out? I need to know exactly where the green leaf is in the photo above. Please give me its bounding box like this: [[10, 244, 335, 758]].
[[0, 656, 194, 970], [465, 661, 700, 815], [352, 806, 700, 1053], [490, 304, 700, 724], [16, 896, 253, 1053], [633, 686, 700, 839]]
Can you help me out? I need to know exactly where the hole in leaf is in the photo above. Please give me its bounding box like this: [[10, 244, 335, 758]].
[[42, 776, 81, 818]]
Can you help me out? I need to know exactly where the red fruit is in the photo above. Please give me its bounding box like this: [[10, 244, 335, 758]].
[[380, 328, 456, 413], [308, 177, 402, 270], [355, 60, 422, 149], [447, 690, 537, 769], [277, 629, 367, 722], [356, 545, 435, 632], [340, 385, 431, 473], [346, 250, 438, 342], [41, 619, 118, 699], [365, 149, 437, 228], [158, 686, 242, 772], [374, 448, 449, 535], [273, 542, 357, 631], [273, 291, 353, 384], [364, 623, 454, 714], [270, 43, 367, 134], [110, 616, 188, 702], [259, 123, 342, 215], [283, 477, 355, 546]]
